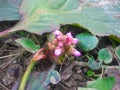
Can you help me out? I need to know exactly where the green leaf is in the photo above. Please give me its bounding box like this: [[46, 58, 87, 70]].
[[78, 87, 97, 90], [78, 2, 120, 37], [15, 38, 40, 53], [87, 77, 115, 90], [98, 48, 113, 64], [76, 33, 98, 51], [10, 0, 82, 35], [0, 0, 22, 21], [115, 46, 120, 60], [88, 56, 102, 70], [1, 0, 120, 37]]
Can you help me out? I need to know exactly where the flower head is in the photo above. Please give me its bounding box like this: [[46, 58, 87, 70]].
[[51, 30, 81, 58]]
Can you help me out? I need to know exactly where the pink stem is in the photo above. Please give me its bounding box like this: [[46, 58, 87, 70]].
[[0, 29, 12, 38]]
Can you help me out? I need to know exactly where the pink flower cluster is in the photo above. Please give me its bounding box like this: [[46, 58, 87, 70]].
[[49, 30, 81, 57]]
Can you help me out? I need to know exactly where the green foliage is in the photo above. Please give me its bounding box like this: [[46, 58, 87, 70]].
[[78, 2, 120, 37], [109, 35, 120, 44], [87, 77, 115, 90], [76, 33, 98, 51], [1, 0, 120, 37], [88, 56, 102, 70], [78, 87, 97, 90], [87, 70, 94, 77], [0, 0, 22, 21], [98, 48, 113, 64], [15, 38, 40, 53], [10, 0, 82, 35], [115, 46, 120, 60]]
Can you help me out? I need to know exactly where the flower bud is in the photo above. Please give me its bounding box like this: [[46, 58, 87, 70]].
[[58, 41, 63, 47], [53, 30, 62, 36], [54, 47, 63, 57], [72, 38, 78, 44], [69, 48, 81, 57]]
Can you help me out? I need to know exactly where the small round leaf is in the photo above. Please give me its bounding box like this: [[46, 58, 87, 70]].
[[88, 57, 102, 70], [115, 46, 120, 60], [98, 48, 113, 64], [76, 33, 98, 51]]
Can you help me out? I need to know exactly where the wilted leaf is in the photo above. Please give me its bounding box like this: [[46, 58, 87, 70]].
[[76, 33, 98, 51], [87, 77, 115, 90], [0, 0, 22, 21], [115, 46, 120, 60], [88, 56, 102, 70], [12, 69, 61, 90], [15, 38, 40, 53], [98, 48, 113, 64]]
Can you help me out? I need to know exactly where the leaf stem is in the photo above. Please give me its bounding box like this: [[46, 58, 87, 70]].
[[18, 60, 36, 90]]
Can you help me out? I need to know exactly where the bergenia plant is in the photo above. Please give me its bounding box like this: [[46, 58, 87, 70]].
[[18, 30, 81, 90]]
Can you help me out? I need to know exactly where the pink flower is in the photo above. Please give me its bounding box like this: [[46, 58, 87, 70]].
[[65, 32, 73, 45], [54, 46, 63, 57], [66, 32, 72, 38], [58, 41, 63, 47], [72, 38, 78, 44], [52, 30, 81, 59], [69, 48, 81, 57], [53, 30, 62, 36]]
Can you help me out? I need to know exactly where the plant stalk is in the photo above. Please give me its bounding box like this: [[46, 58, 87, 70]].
[[18, 60, 36, 90]]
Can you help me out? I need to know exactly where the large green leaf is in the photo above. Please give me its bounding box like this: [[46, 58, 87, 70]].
[[10, 0, 82, 35], [78, 1, 120, 37], [1, 0, 120, 37], [0, 0, 22, 21], [98, 48, 113, 64], [87, 77, 115, 90], [76, 33, 98, 51], [15, 38, 40, 53]]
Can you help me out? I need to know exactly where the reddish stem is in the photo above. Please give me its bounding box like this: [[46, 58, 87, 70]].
[[0, 29, 12, 38]]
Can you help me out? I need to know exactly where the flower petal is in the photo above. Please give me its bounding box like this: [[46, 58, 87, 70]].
[[70, 48, 81, 57], [72, 38, 78, 44], [54, 47, 63, 57], [53, 30, 62, 36]]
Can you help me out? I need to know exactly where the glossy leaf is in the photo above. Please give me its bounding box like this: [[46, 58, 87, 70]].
[[115, 46, 120, 60], [87, 77, 115, 90], [15, 38, 40, 53], [12, 69, 61, 90], [88, 56, 102, 70], [76, 33, 98, 51], [0, 0, 22, 21], [98, 48, 113, 64]]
